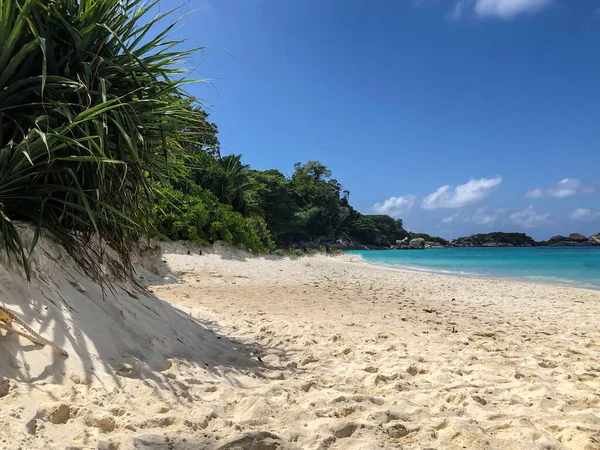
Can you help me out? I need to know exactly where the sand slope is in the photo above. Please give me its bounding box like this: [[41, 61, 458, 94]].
[[1, 237, 600, 449]]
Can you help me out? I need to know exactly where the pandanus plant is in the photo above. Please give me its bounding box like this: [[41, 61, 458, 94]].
[[0, 0, 206, 280]]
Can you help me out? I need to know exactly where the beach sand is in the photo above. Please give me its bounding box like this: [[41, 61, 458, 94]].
[[1, 237, 599, 449]]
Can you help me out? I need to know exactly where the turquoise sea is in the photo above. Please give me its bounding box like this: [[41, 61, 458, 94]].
[[347, 247, 600, 288]]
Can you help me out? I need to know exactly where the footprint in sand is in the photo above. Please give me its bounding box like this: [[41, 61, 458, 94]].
[[406, 364, 428, 376], [215, 431, 289, 450], [300, 355, 319, 366], [331, 422, 361, 439]]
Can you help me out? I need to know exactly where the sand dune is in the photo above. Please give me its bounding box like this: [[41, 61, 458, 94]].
[[1, 237, 599, 449]]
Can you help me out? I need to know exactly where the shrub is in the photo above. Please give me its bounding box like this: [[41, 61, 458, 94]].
[[154, 183, 274, 252]]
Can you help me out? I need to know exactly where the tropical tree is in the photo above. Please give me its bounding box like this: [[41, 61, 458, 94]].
[[291, 161, 350, 237], [0, 0, 207, 279], [247, 169, 299, 241], [189, 153, 259, 216], [215, 155, 258, 215]]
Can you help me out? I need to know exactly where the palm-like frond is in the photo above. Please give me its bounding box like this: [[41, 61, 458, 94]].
[[0, 0, 206, 280]]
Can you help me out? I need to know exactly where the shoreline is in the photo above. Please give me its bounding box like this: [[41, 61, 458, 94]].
[[351, 257, 600, 292], [347, 247, 600, 291], [2, 240, 600, 449]]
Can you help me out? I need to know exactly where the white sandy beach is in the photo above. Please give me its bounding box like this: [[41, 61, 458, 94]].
[[1, 237, 599, 449]]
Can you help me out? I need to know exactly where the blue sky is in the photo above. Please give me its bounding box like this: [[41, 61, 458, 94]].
[[160, 0, 600, 240]]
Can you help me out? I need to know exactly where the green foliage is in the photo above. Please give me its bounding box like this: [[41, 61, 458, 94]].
[[342, 213, 409, 246], [188, 153, 260, 217], [247, 169, 298, 240], [154, 183, 274, 252], [306, 247, 316, 254], [241, 160, 427, 248], [272, 249, 285, 256], [290, 161, 350, 238], [154, 186, 208, 242], [177, 99, 221, 156], [344, 213, 376, 243], [0, 0, 208, 279], [370, 216, 409, 244]]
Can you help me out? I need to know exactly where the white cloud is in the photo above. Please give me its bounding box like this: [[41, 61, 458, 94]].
[[569, 208, 600, 221], [450, 0, 553, 19], [442, 213, 460, 223], [372, 195, 416, 217], [510, 205, 550, 228], [525, 188, 544, 198], [548, 178, 583, 198], [421, 176, 502, 210], [526, 178, 593, 199], [468, 207, 498, 225], [475, 0, 553, 18]]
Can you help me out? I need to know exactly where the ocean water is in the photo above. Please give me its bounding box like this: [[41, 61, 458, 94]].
[[347, 247, 600, 288]]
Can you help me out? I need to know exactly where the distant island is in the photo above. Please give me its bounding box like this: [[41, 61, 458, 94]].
[[391, 231, 600, 250], [447, 232, 600, 248], [294, 231, 600, 251]]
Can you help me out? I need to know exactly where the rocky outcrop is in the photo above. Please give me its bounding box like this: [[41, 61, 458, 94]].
[[546, 233, 600, 247], [450, 232, 535, 248], [450, 232, 600, 248], [393, 238, 410, 249], [393, 237, 445, 250], [425, 241, 445, 249], [409, 238, 425, 250]]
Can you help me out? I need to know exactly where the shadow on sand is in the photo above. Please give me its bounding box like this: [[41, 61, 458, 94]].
[[0, 232, 295, 405]]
